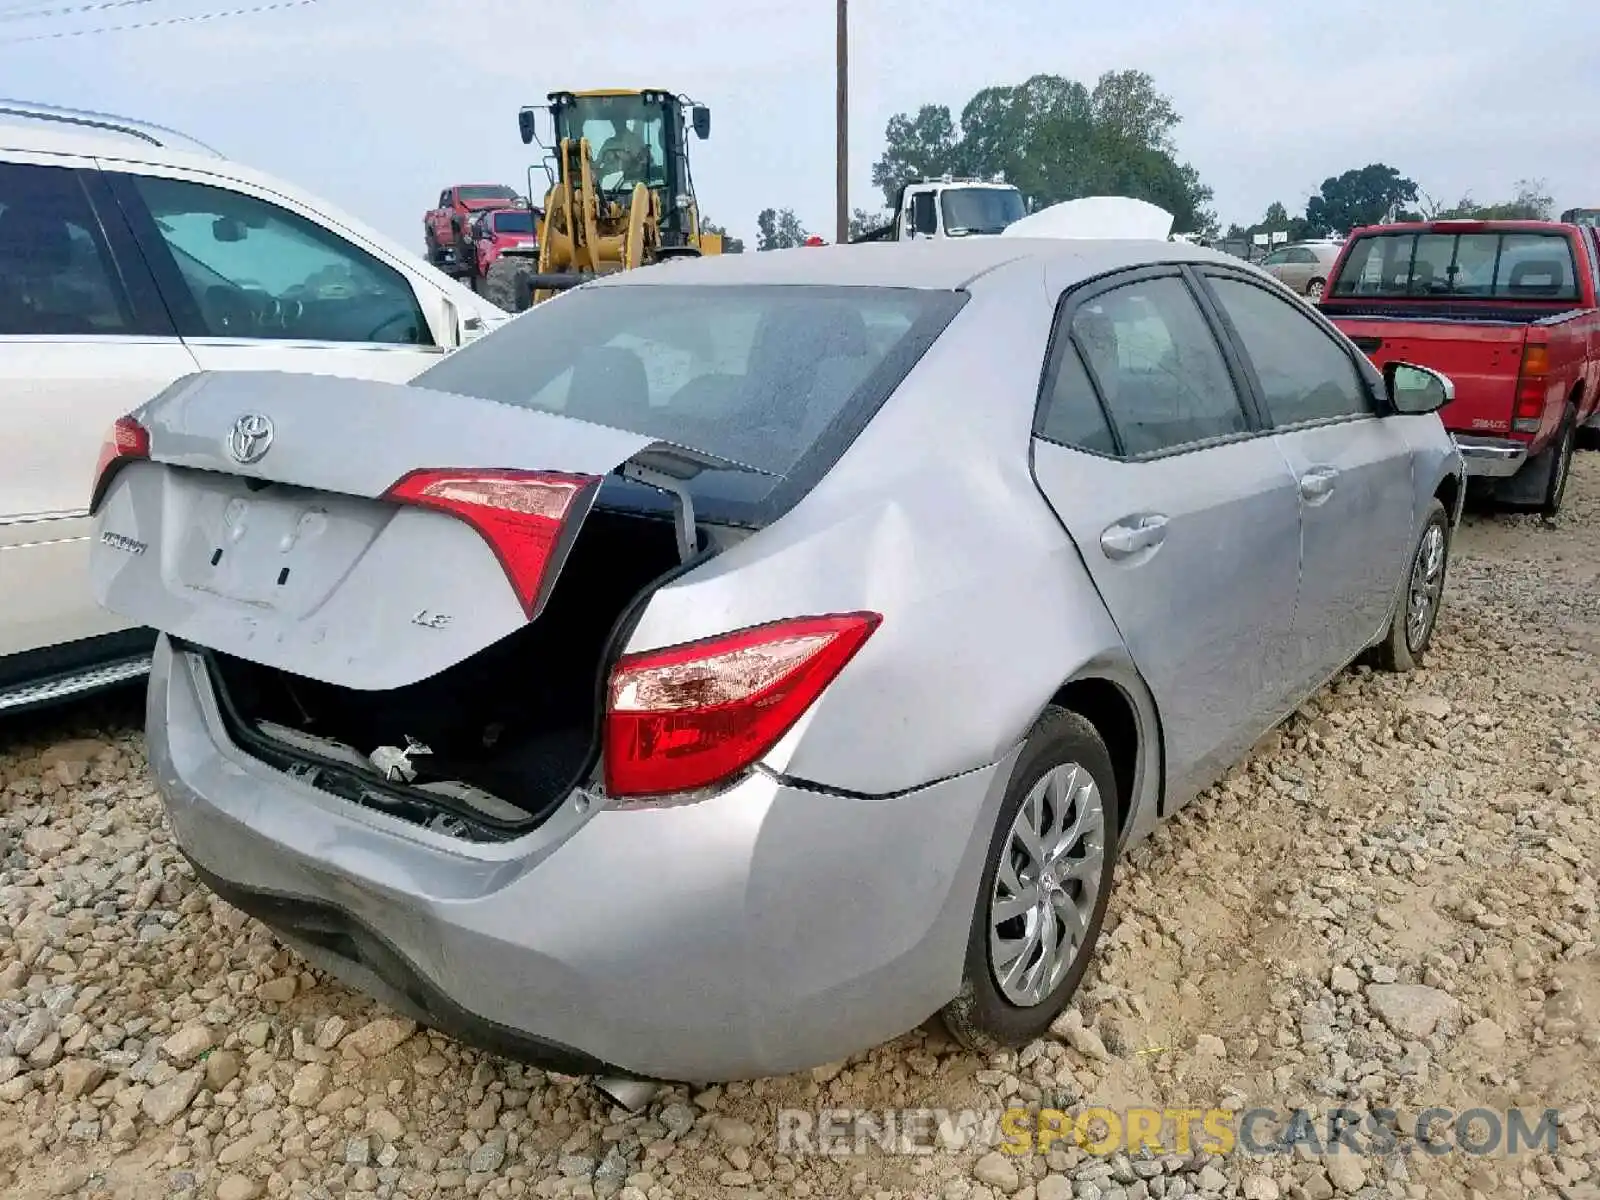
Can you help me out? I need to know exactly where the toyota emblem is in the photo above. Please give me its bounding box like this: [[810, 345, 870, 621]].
[[227, 413, 275, 464]]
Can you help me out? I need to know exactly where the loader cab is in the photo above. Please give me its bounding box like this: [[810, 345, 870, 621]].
[[538, 89, 710, 250]]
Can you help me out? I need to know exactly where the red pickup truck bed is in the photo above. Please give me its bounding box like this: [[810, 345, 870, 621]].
[[1319, 220, 1600, 516]]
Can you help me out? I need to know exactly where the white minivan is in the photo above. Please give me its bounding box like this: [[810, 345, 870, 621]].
[[0, 101, 509, 714]]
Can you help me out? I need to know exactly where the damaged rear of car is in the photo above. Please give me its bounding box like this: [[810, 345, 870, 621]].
[[90, 277, 1028, 1081], [93, 284, 958, 841]]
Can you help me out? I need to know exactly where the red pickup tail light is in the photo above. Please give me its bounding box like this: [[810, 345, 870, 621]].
[[1513, 342, 1550, 434]]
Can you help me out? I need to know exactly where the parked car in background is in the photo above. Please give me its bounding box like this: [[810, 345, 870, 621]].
[[90, 237, 1463, 1085], [0, 100, 508, 715], [423, 184, 523, 277], [1319, 218, 1600, 515], [1258, 240, 1342, 299], [468, 205, 542, 307]]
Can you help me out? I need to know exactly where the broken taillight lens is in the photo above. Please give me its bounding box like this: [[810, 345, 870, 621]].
[[384, 468, 599, 618], [89, 415, 150, 513], [604, 612, 882, 802]]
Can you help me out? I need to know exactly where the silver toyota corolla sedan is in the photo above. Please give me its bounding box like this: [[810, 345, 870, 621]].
[[89, 237, 1465, 1084]]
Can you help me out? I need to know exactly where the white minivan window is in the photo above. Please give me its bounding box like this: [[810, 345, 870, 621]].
[[125, 174, 432, 346]]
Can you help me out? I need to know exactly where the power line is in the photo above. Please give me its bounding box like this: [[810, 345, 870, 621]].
[[0, 0, 315, 43], [0, 0, 158, 23]]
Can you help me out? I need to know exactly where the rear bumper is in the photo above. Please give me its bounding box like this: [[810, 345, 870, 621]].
[[147, 637, 1011, 1081], [1450, 434, 1529, 479]]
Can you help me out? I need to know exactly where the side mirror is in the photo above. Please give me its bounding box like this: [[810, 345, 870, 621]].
[[212, 216, 246, 243], [1385, 361, 1454, 415], [691, 105, 711, 140], [911, 193, 938, 236], [518, 109, 537, 146]]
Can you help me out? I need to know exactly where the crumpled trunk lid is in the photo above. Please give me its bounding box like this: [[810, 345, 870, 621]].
[[90, 370, 658, 691]]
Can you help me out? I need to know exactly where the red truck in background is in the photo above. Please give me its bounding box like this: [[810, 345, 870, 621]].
[[423, 184, 523, 277], [1319, 219, 1600, 517]]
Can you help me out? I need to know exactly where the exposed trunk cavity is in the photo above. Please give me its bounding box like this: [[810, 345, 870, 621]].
[[204, 507, 685, 839]]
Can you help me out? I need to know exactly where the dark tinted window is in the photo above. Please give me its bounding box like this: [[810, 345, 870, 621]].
[[1037, 338, 1116, 455], [1209, 277, 1370, 425], [0, 162, 136, 336], [1332, 230, 1579, 300], [415, 284, 963, 480], [1071, 276, 1248, 456], [492, 211, 536, 235], [124, 175, 432, 345]]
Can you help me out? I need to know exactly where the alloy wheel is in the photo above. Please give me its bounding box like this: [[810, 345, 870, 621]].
[[987, 762, 1107, 1007], [1406, 523, 1447, 651]]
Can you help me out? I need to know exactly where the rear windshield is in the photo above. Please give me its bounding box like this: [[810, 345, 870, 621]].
[[492, 211, 536, 234], [1331, 231, 1580, 301], [413, 283, 963, 519]]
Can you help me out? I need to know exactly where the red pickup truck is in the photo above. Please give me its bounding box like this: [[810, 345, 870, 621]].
[[1319, 219, 1600, 517], [423, 184, 523, 276]]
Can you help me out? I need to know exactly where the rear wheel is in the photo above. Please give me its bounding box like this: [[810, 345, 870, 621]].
[[1306, 278, 1325, 300], [940, 707, 1119, 1053], [1541, 411, 1577, 518], [1371, 499, 1450, 673]]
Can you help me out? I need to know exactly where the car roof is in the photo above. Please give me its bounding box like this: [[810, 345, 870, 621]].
[[0, 100, 224, 162], [596, 237, 1245, 292]]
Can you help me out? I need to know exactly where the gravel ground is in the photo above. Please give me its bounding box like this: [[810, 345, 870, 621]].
[[2, 459, 1598, 1200]]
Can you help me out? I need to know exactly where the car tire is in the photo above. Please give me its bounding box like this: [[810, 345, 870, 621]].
[[1307, 278, 1325, 300], [1541, 410, 1577, 519], [1578, 422, 1600, 452], [481, 258, 523, 311], [1371, 498, 1450, 673], [940, 705, 1120, 1054]]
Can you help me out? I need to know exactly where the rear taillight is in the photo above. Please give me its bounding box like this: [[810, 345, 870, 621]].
[[89, 415, 150, 512], [1513, 342, 1550, 433], [384, 468, 599, 618], [604, 612, 882, 802]]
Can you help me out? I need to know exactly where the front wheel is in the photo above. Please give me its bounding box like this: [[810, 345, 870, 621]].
[[1306, 278, 1325, 300], [1371, 498, 1450, 673], [940, 707, 1119, 1053]]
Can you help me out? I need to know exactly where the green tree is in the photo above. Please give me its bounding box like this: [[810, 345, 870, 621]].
[[870, 70, 1216, 234], [698, 217, 744, 254], [1304, 164, 1419, 235], [755, 207, 811, 250], [869, 105, 964, 208], [1437, 178, 1554, 221], [848, 207, 891, 240]]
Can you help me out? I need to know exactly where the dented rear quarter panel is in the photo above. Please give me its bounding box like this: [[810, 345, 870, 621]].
[[624, 258, 1164, 840]]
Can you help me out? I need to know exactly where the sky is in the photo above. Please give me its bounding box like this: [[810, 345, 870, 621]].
[[2, 0, 1597, 251]]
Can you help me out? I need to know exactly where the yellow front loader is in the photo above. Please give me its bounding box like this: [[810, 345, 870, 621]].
[[483, 89, 722, 312]]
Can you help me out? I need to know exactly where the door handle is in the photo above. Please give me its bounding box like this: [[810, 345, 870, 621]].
[[1299, 466, 1339, 502], [1100, 514, 1169, 559]]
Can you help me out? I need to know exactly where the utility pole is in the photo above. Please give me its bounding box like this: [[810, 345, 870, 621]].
[[835, 0, 848, 244]]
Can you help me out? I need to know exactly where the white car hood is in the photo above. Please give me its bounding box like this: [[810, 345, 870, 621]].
[[1002, 196, 1175, 240]]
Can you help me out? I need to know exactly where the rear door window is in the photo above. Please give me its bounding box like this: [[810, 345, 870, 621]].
[[1068, 275, 1250, 456]]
